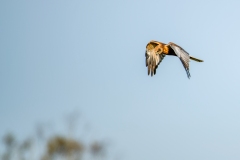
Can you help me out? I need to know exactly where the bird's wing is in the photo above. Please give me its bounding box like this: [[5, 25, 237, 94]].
[[145, 50, 165, 76], [168, 42, 191, 78], [145, 41, 165, 76]]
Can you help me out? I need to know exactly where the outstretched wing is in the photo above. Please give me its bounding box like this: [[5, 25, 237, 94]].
[[169, 42, 191, 78], [145, 41, 165, 76]]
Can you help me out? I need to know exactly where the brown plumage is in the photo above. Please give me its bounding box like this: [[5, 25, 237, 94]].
[[145, 40, 203, 78]]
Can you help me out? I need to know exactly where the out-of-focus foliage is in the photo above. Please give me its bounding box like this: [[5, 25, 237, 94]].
[[2, 133, 17, 160], [1, 113, 111, 160], [42, 136, 84, 160], [90, 141, 105, 157], [3, 133, 16, 149], [47, 136, 84, 155]]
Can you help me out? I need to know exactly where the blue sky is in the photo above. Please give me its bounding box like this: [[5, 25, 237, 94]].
[[1, 0, 240, 160]]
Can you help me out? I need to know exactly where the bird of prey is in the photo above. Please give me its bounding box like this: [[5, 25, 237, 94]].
[[145, 40, 203, 78]]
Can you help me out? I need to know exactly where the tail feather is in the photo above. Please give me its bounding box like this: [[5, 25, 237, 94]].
[[190, 56, 204, 62]]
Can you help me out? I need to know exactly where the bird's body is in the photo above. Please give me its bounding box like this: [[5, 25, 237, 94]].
[[145, 40, 203, 78]]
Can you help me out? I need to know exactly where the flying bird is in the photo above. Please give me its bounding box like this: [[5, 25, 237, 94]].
[[145, 40, 203, 78]]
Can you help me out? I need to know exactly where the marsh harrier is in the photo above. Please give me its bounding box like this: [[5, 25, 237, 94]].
[[145, 40, 203, 78]]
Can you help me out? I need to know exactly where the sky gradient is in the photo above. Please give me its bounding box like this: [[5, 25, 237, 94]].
[[1, 0, 240, 160]]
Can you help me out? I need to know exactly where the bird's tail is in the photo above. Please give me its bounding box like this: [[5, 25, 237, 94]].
[[190, 56, 204, 62]]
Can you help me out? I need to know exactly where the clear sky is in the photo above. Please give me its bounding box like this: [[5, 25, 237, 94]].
[[1, 0, 240, 160]]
